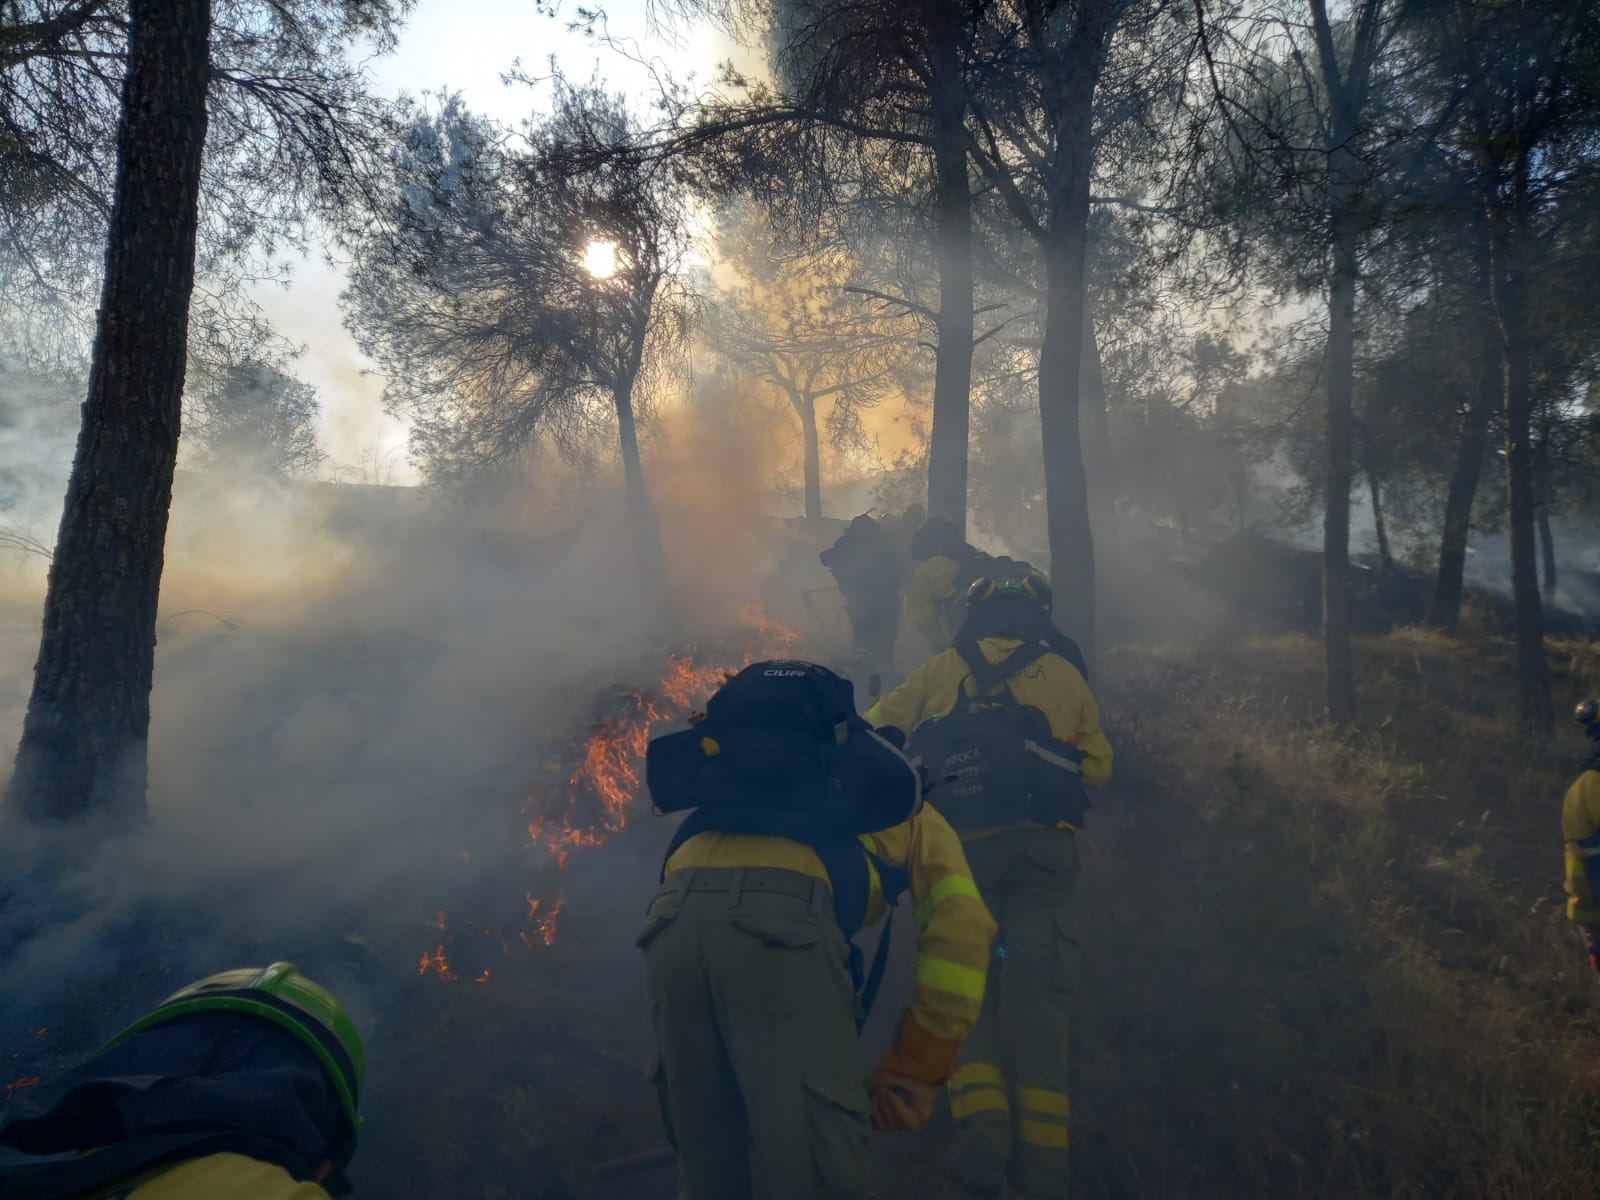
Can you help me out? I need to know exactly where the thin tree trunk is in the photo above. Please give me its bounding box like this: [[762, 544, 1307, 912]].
[[6, 0, 210, 824], [1369, 468, 1392, 570], [614, 376, 669, 623], [795, 393, 822, 523], [1537, 507, 1556, 596], [1429, 291, 1497, 629], [925, 27, 974, 535], [1490, 165, 1552, 735], [1080, 310, 1113, 554], [1322, 143, 1360, 726]]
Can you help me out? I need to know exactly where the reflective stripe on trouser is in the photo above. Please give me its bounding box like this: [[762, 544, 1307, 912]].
[[947, 827, 1079, 1199], [638, 866, 871, 1200]]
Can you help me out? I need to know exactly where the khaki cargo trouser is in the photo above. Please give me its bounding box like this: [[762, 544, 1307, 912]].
[[637, 866, 871, 1200], [946, 826, 1080, 1199]]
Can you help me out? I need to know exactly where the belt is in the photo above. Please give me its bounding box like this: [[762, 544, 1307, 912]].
[[661, 865, 830, 908]]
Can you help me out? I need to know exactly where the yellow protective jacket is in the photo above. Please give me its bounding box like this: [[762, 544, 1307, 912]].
[[866, 637, 1114, 827], [665, 805, 998, 1043], [1562, 768, 1600, 925], [907, 554, 963, 650], [112, 1153, 330, 1199]]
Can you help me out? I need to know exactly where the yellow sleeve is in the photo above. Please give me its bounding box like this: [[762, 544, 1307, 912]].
[[1074, 685, 1114, 789], [868, 806, 996, 1042], [908, 556, 960, 648], [130, 1154, 331, 1200], [1005, 651, 1113, 788], [1563, 771, 1600, 924], [866, 649, 958, 736]]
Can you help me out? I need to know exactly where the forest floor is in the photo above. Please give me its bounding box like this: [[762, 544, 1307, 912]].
[[7, 625, 1600, 1199]]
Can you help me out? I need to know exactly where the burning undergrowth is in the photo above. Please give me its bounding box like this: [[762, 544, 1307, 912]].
[[411, 606, 803, 990]]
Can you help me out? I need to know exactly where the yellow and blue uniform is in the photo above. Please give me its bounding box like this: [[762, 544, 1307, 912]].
[[868, 636, 1112, 1199]]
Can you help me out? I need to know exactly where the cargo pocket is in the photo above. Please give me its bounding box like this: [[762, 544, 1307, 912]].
[[727, 915, 828, 1016], [635, 889, 683, 950], [1050, 913, 1081, 995], [803, 1074, 871, 1198], [647, 1055, 677, 1150]]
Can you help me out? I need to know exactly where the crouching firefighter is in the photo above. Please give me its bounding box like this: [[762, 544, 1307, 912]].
[[1562, 699, 1600, 973], [641, 660, 997, 1200], [0, 963, 364, 1200], [868, 575, 1113, 1200]]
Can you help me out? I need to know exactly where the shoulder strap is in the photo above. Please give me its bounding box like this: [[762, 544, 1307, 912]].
[[856, 849, 910, 1030], [954, 639, 1051, 699]]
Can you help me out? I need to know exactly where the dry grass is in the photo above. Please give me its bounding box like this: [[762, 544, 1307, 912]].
[[1061, 630, 1600, 1199]]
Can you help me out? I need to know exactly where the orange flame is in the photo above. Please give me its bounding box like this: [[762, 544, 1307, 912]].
[[474, 970, 491, 985], [420, 606, 802, 975], [419, 946, 457, 981], [435, 909, 448, 929], [5, 1076, 40, 1098]]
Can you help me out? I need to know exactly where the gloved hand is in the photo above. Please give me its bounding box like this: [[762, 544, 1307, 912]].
[[866, 1012, 962, 1133], [1581, 925, 1600, 975]]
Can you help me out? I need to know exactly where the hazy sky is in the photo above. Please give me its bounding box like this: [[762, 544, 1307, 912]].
[[252, 0, 728, 481]]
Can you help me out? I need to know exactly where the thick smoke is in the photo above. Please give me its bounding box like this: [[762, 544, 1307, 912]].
[[0, 375, 843, 1196]]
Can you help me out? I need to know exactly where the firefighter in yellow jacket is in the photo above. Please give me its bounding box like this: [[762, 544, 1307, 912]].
[[1562, 699, 1600, 971], [640, 659, 997, 1200], [0, 963, 363, 1200], [868, 576, 1112, 1200], [906, 516, 974, 653]]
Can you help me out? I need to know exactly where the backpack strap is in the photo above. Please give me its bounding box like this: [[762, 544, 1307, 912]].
[[857, 848, 911, 1028], [953, 639, 1052, 699]]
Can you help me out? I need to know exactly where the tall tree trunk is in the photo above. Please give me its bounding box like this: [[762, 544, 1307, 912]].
[[1080, 310, 1113, 557], [925, 27, 974, 534], [5, 0, 211, 825], [1429, 290, 1497, 629], [1322, 144, 1360, 726], [1490, 166, 1552, 735], [1038, 125, 1097, 661], [1537, 506, 1556, 596], [795, 392, 822, 523], [1368, 468, 1392, 570], [613, 376, 669, 624]]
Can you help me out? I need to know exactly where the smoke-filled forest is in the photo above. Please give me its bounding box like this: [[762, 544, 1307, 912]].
[[2, 0, 1600, 1196]]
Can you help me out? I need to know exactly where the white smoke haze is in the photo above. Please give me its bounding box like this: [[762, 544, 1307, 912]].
[[0, 375, 845, 1195]]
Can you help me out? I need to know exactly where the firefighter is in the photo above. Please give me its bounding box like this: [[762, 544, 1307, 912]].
[[1562, 699, 1600, 971], [905, 516, 971, 653], [639, 659, 997, 1200], [867, 576, 1112, 1200], [819, 513, 906, 682], [0, 963, 363, 1200]]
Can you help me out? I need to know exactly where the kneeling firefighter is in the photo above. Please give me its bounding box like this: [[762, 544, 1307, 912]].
[[868, 576, 1112, 1200], [641, 660, 997, 1200], [1562, 699, 1600, 972], [0, 963, 364, 1200]]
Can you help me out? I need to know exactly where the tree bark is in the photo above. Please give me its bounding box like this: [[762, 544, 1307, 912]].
[[1428, 289, 1497, 629], [613, 374, 669, 624], [1368, 467, 1392, 570], [1322, 142, 1360, 726], [924, 26, 974, 535], [6, 0, 210, 825], [795, 392, 823, 523], [1489, 161, 1553, 735], [1038, 138, 1097, 662], [1080, 310, 1113, 556], [1537, 506, 1556, 596]]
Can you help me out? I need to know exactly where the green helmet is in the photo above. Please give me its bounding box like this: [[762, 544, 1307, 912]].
[[101, 963, 364, 1151]]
